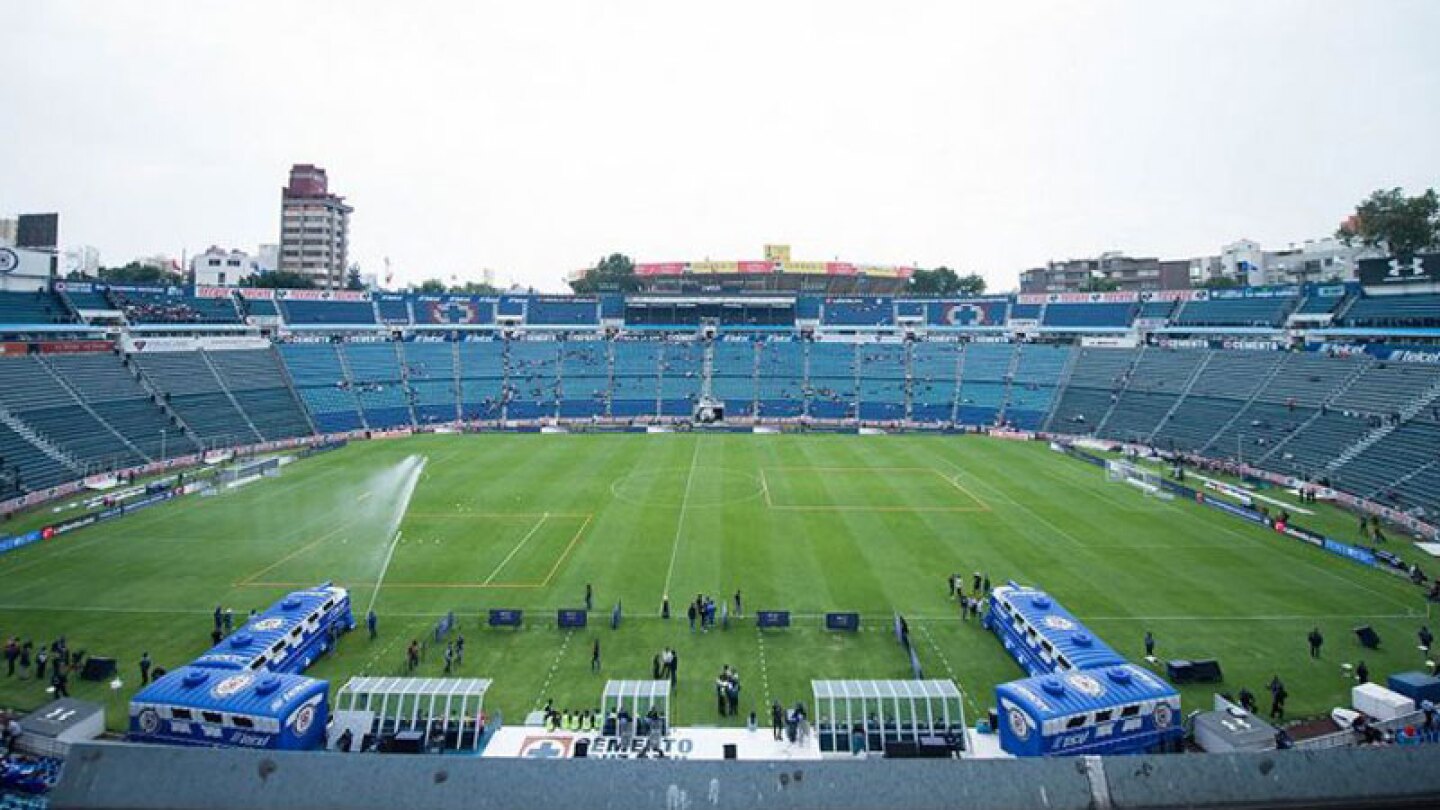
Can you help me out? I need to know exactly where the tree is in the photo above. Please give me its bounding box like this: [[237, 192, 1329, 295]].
[[1202, 276, 1240, 290], [239, 270, 317, 289], [906, 267, 986, 296], [98, 261, 182, 286], [570, 253, 637, 293], [1337, 187, 1440, 258], [416, 278, 447, 294], [449, 280, 500, 295], [345, 265, 365, 291]]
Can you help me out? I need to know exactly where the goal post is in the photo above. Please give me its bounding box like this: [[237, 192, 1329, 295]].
[[1105, 458, 1173, 500]]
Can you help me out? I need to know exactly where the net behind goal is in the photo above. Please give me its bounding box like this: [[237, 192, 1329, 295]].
[[1106, 459, 1173, 500]]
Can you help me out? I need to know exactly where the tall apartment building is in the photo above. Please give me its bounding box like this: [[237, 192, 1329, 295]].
[[278, 164, 351, 289]]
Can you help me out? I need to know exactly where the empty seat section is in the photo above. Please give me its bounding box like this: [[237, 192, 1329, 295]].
[[659, 341, 703, 416], [712, 340, 756, 415], [857, 344, 906, 420], [559, 340, 608, 417], [507, 340, 559, 419], [957, 343, 1014, 425], [756, 340, 803, 418], [910, 342, 960, 422], [206, 350, 312, 440], [278, 343, 365, 432], [458, 341, 506, 421]]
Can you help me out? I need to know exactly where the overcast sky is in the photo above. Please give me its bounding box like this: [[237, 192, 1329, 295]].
[[2, 0, 1437, 292]]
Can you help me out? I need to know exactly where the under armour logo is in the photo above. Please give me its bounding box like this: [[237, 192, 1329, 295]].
[[1388, 258, 1425, 277]]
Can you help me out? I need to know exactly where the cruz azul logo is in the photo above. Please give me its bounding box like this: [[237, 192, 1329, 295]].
[[1042, 615, 1075, 632], [212, 673, 255, 699]]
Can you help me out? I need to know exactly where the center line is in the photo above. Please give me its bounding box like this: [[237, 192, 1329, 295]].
[[483, 513, 550, 585], [662, 439, 702, 598]]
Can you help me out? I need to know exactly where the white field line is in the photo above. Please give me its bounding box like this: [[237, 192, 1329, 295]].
[[661, 439, 702, 597], [482, 513, 550, 585]]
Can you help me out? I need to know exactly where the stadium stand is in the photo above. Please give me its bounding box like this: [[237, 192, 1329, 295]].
[[131, 352, 264, 448], [278, 299, 378, 326], [807, 341, 857, 419], [109, 290, 241, 324], [205, 350, 314, 440], [1044, 347, 1137, 432], [401, 341, 459, 424], [457, 340, 506, 421], [1041, 301, 1136, 329], [956, 342, 1013, 425], [340, 342, 412, 428], [1172, 296, 1294, 328], [559, 339, 608, 417], [40, 352, 196, 461], [909, 341, 961, 422], [712, 340, 757, 416], [822, 298, 893, 327], [528, 298, 599, 326], [0, 356, 143, 475], [1340, 293, 1440, 328], [755, 339, 804, 418], [375, 296, 413, 326], [0, 289, 73, 325], [278, 342, 366, 432], [857, 342, 907, 420]]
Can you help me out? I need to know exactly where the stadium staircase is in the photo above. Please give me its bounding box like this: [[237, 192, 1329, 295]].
[[1326, 375, 1440, 473], [1039, 346, 1082, 433], [0, 404, 83, 478], [123, 354, 201, 449], [198, 351, 266, 444], [450, 342, 464, 423], [270, 345, 319, 436], [35, 356, 152, 463], [334, 346, 371, 430], [1092, 346, 1148, 437], [393, 341, 421, 427], [1196, 356, 1290, 457], [995, 342, 1024, 426], [1145, 351, 1213, 444]]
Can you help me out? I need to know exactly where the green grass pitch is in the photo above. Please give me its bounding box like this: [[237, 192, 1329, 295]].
[[0, 434, 1430, 731]]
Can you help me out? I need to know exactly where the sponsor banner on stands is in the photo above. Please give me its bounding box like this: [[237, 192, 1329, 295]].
[[37, 340, 113, 354], [1007, 318, 1041, 329], [1045, 291, 1140, 304], [193, 286, 246, 299], [0, 342, 29, 356], [1210, 285, 1300, 300], [121, 335, 269, 353], [1309, 342, 1440, 366], [1139, 289, 1206, 302], [274, 288, 370, 302], [988, 428, 1035, 441], [1080, 335, 1139, 348], [1155, 337, 1284, 351]]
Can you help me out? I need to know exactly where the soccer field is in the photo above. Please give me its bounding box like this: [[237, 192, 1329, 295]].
[[0, 433, 1428, 731]]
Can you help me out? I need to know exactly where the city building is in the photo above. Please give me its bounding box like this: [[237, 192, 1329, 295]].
[[278, 164, 352, 289], [1020, 252, 1190, 294], [191, 246, 270, 287]]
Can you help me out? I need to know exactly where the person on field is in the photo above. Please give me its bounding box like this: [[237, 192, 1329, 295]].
[[139, 652, 152, 685], [1308, 628, 1323, 658], [591, 639, 601, 673], [366, 610, 377, 640], [1356, 660, 1369, 685], [687, 601, 697, 631], [1144, 631, 1155, 658]]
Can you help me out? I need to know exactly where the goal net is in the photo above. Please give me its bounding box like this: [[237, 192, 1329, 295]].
[[1105, 459, 1173, 500]]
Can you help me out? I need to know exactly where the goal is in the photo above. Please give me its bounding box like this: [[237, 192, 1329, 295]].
[[1106, 458, 1173, 500]]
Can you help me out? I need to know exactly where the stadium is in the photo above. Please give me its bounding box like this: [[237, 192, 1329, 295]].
[[2, 255, 1440, 807]]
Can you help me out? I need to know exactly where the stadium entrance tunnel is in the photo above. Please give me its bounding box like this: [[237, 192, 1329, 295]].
[[608, 466, 765, 509]]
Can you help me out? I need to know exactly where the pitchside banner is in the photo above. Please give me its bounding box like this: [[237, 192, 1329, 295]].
[[1358, 254, 1440, 287]]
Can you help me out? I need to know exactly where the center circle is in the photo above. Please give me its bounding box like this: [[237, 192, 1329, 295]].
[[609, 466, 764, 508]]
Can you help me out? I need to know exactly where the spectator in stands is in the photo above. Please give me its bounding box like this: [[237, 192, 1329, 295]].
[[1308, 628, 1323, 658], [139, 652, 151, 685]]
